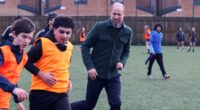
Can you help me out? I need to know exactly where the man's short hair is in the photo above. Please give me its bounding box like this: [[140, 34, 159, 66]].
[[53, 16, 74, 30], [11, 17, 35, 36], [48, 13, 57, 21]]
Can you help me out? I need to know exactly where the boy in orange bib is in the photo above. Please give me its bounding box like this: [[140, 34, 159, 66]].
[[0, 18, 35, 110], [28, 16, 74, 110]]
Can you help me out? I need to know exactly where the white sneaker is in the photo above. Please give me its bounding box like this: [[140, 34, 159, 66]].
[[163, 74, 170, 80], [147, 75, 153, 80]]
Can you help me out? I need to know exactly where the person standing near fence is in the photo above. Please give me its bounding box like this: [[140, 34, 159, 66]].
[[176, 27, 185, 52], [187, 27, 196, 52], [147, 24, 170, 80], [35, 13, 57, 40], [71, 2, 133, 110], [144, 25, 151, 54], [79, 27, 86, 45]]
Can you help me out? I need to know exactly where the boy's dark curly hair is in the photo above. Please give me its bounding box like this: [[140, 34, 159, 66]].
[[53, 16, 74, 30]]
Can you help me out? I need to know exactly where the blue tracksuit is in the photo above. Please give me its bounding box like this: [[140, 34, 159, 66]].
[[149, 30, 163, 54]]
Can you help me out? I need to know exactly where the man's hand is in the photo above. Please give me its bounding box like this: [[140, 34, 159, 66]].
[[87, 68, 98, 80], [12, 88, 28, 102], [68, 80, 72, 91], [37, 71, 57, 86], [17, 102, 25, 110], [116, 62, 124, 70]]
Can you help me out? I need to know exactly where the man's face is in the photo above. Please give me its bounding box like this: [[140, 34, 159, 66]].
[[111, 6, 124, 27], [13, 32, 34, 51], [192, 27, 195, 32], [53, 27, 72, 44]]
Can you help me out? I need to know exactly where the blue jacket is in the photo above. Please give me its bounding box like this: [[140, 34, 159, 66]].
[[149, 31, 163, 54]]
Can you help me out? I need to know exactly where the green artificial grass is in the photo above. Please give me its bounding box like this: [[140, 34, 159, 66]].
[[10, 46, 200, 110]]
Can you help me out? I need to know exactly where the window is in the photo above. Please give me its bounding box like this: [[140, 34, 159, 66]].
[[74, 0, 87, 4], [0, 0, 5, 3], [17, 0, 62, 15], [136, 0, 181, 16], [194, 0, 200, 5], [111, 0, 124, 4], [136, 0, 154, 14], [44, 0, 62, 14], [17, 0, 38, 14]]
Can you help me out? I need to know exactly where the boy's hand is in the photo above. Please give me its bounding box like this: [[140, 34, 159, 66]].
[[37, 71, 57, 86], [17, 102, 25, 110], [12, 88, 28, 102]]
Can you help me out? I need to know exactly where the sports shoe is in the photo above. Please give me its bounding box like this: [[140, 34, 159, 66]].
[[163, 74, 170, 80], [192, 49, 194, 52], [147, 75, 153, 80], [187, 48, 190, 52]]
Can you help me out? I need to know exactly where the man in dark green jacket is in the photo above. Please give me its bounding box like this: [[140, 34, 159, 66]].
[[71, 2, 132, 110]]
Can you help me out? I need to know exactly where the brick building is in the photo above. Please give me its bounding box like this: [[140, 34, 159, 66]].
[[0, 0, 199, 17], [0, 0, 199, 45]]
